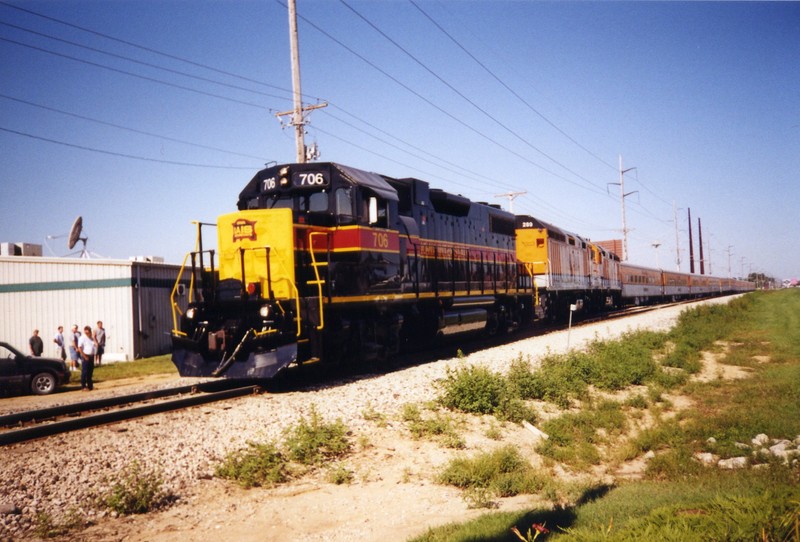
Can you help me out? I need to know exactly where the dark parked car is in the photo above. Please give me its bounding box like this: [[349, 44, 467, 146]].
[[0, 341, 71, 396]]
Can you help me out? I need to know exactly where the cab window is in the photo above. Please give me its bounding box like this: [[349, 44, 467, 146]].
[[335, 187, 354, 224], [364, 195, 388, 228], [298, 191, 328, 213]]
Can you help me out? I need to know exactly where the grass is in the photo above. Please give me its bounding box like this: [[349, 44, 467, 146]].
[[438, 445, 550, 501], [537, 400, 627, 467], [91, 354, 175, 382], [415, 289, 800, 542], [216, 405, 352, 488]]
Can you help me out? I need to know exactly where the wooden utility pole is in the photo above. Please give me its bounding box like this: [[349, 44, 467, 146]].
[[275, 0, 326, 163]]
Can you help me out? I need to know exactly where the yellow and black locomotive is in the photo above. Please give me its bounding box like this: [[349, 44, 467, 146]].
[[170, 162, 536, 378], [170, 161, 755, 379]]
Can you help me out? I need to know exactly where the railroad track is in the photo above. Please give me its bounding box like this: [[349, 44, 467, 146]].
[[0, 299, 705, 445], [0, 380, 262, 446]]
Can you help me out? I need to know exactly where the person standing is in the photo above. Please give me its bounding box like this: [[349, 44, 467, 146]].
[[77, 326, 96, 391], [93, 321, 106, 366], [68, 324, 81, 371], [29, 329, 43, 357], [53, 326, 66, 361]]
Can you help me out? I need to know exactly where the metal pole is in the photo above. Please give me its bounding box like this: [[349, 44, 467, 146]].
[[287, 0, 305, 163], [688, 208, 695, 274], [673, 200, 681, 272], [619, 155, 628, 261]]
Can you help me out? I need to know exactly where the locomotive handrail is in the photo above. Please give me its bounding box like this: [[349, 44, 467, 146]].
[[308, 231, 328, 330], [170, 251, 194, 336]]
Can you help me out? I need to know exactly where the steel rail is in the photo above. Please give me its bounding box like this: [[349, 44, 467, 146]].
[[0, 384, 260, 446], [0, 379, 251, 427]]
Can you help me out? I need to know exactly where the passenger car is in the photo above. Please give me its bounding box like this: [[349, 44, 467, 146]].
[[0, 341, 71, 396]]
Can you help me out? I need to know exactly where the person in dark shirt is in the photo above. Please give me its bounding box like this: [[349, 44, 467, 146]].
[[29, 329, 44, 357]]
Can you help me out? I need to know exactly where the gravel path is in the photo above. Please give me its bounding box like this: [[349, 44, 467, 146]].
[[0, 297, 737, 540]]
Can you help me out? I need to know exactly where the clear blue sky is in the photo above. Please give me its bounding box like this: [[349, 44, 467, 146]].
[[1, 1, 798, 281]]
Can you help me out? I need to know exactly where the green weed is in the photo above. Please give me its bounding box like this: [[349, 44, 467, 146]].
[[102, 461, 173, 515], [438, 364, 534, 423], [215, 441, 288, 488], [283, 406, 351, 465], [438, 445, 548, 497]]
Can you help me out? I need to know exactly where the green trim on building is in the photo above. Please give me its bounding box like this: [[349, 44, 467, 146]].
[[0, 277, 182, 294]]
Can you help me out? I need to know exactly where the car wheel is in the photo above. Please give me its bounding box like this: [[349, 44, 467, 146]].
[[30, 372, 57, 395]]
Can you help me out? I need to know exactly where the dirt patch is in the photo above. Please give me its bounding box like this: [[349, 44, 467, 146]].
[[68, 418, 548, 542], [694, 347, 753, 383]]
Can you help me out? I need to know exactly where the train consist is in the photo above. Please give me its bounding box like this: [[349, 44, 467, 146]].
[[169, 162, 754, 379]]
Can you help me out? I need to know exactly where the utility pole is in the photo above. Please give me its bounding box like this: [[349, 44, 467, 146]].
[[706, 232, 713, 275], [275, 0, 327, 163], [726, 245, 733, 278], [494, 191, 526, 213], [688, 208, 695, 274], [698, 217, 705, 275], [608, 155, 637, 261], [673, 200, 681, 271]]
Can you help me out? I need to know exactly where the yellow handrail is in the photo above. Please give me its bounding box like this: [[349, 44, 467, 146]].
[[308, 231, 327, 330], [170, 251, 195, 336]]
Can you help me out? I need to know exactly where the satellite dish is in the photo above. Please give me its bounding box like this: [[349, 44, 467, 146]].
[[68, 216, 83, 250]]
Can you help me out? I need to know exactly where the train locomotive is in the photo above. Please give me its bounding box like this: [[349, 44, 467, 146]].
[[169, 161, 754, 379]]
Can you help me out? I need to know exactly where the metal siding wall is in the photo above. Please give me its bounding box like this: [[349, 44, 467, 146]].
[[0, 258, 188, 361], [131, 262, 190, 358]]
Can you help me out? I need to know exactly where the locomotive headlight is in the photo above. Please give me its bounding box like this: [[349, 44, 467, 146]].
[[259, 305, 271, 318], [186, 307, 196, 320], [279, 166, 290, 186]]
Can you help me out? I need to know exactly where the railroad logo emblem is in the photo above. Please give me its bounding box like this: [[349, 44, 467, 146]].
[[232, 218, 257, 242]]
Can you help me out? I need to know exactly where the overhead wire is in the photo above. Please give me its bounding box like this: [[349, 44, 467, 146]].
[[280, 0, 605, 197], [0, 126, 259, 169], [0, 37, 272, 110], [0, 0, 290, 93], [408, 0, 618, 173], [0, 94, 270, 161], [0, 20, 293, 102], [338, 0, 605, 194], [1, 0, 676, 240]]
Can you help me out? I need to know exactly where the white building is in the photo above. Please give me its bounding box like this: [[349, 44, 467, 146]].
[[0, 255, 190, 362]]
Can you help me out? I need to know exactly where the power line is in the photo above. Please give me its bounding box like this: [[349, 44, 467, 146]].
[[0, 0, 291, 94], [0, 20, 293, 102], [0, 126, 259, 169], [1, 0, 677, 236], [408, 0, 617, 173], [0, 37, 272, 110], [339, 0, 603, 193], [285, 1, 604, 196], [0, 93, 270, 161]]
